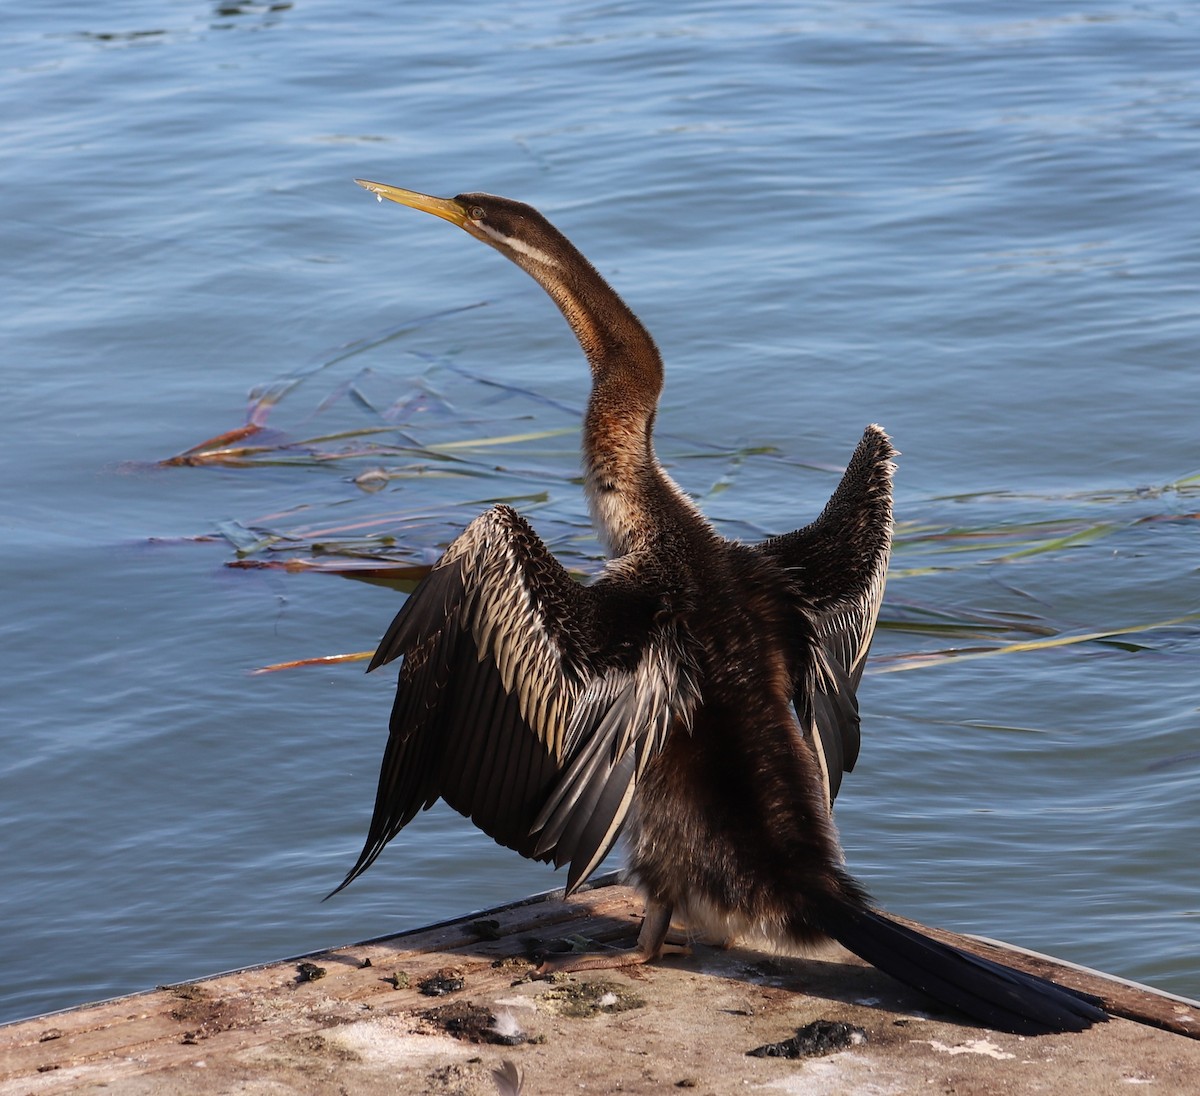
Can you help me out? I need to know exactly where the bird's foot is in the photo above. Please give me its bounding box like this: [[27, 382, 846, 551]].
[[536, 943, 661, 976], [535, 898, 683, 975], [535, 938, 691, 976]]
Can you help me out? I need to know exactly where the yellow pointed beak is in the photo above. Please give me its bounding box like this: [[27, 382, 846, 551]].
[[354, 179, 468, 227]]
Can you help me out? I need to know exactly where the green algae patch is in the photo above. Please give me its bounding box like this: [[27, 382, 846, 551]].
[[537, 979, 645, 1019]]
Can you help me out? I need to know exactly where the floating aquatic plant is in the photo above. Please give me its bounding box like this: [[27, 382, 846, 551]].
[[159, 309, 1199, 678]]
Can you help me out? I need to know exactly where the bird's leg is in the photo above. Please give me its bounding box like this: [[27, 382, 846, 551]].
[[644, 900, 693, 957], [537, 900, 687, 974]]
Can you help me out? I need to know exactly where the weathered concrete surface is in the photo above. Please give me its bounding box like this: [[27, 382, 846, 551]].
[[3, 880, 1198, 1095]]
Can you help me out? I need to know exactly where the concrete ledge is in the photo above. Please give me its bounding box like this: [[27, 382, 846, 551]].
[[4, 878, 1198, 1095]]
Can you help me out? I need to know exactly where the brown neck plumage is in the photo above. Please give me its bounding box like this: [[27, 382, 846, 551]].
[[542, 253, 697, 556]]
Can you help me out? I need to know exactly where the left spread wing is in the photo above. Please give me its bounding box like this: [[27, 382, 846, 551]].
[[331, 504, 698, 897]]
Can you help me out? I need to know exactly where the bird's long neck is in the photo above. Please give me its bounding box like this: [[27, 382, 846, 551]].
[[527, 241, 700, 556]]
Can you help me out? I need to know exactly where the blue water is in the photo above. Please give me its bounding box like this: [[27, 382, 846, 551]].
[[2, 1, 1197, 1024]]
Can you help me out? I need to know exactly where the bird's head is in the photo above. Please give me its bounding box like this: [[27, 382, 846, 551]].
[[355, 180, 567, 278]]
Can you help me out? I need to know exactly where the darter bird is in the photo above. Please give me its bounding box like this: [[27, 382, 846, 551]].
[[331, 180, 1106, 1036]]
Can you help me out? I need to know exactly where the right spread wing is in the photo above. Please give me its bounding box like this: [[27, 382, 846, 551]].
[[331, 504, 698, 897], [756, 424, 896, 805]]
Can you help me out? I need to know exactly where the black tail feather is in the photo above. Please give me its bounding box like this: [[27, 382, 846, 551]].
[[825, 905, 1107, 1035]]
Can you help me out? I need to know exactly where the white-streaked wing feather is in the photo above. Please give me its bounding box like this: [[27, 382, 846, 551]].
[[531, 642, 699, 891], [333, 504, 697, 897], [756, 424, 896, 805]]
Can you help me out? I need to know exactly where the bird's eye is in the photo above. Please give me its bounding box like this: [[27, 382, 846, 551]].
[[469, 206, 486, 221]]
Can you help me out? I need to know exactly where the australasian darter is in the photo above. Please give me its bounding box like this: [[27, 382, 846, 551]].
[[330, 179, 1106, 1035]]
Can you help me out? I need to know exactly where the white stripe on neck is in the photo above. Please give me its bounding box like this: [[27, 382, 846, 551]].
[[477, 221, 560, 268]]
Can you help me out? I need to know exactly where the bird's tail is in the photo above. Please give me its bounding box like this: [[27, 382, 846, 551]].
[[821, 903, 1107, 1035]]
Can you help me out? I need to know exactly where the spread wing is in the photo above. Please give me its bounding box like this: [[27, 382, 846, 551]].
[[756, 424, 896, 804], [331, 504, 698, 898]]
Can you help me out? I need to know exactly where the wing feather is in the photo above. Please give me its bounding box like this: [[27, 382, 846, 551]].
[[563, 749, 639, 894], [332, 504, 698, 897], [757, 424, 896, 804]]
